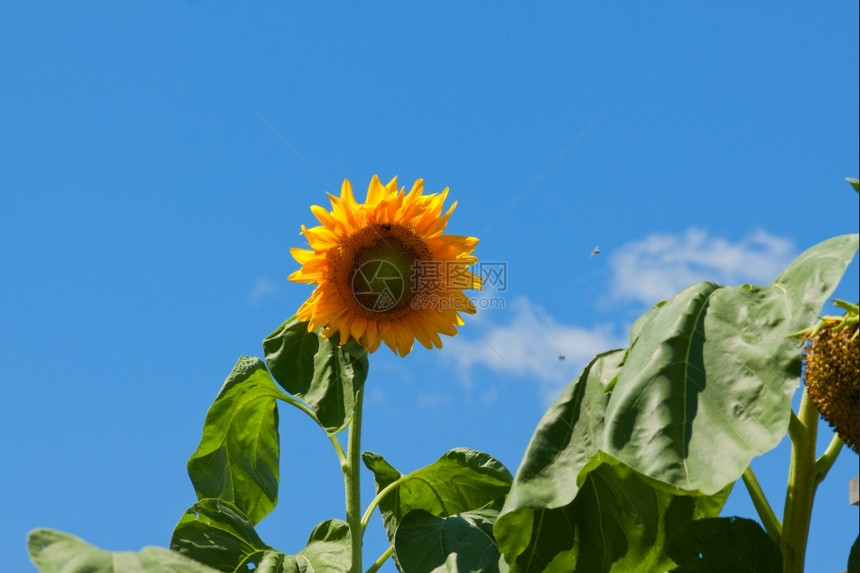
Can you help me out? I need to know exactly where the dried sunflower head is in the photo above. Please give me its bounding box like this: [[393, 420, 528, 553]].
[[798, 301, 859, 454]]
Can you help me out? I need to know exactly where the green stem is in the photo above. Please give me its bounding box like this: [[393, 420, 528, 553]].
[[279, 394, 313, 418], [742, 466, 781, 542], [365, 546, 394, 573], [330, 434, 347, 467], [813, 433, 844, 486], [787, 410, 804, 443], [360, 474, 411, 530], [345, 387, 365, 573], [781, 391, 820, 573]]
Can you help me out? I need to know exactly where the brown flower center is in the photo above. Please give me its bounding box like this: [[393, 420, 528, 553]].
[[329, 224, 432, 317]]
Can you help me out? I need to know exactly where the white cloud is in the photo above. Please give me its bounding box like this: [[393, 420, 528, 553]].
[[608, 229, 795, 306], [444, 297, 626, 402], [249, 277, 278, 305], [440, 229, 797, 403]]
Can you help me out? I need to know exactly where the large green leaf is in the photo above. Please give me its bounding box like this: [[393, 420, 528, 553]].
[[666, 517, 782, 573], [394, 508, 501, 573], [497, 235, 857, 570], [495, 235, 856, 571], [263, 316, 369, 434], [505, 349, 623, 511], [497, 460, 728, 573], [170, 498, 284, 572], [769, 234, 858, 329], [187, 357, 281, 525], [172, 502, 349, 573], [602, 234, 858, 494], [27, 528, 230, 573], [495, 349, 624, 566], [296, 519, 352, 573], [495, 350, 731, 572], [363, 448, 512, 549]]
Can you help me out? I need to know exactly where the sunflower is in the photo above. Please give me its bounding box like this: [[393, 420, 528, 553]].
[[289, 175, 482, 357]]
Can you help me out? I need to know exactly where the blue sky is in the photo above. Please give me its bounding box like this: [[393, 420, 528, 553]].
[[2, 3, 858, 572]]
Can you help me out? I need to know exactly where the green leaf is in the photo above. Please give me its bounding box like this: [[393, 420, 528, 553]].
[[628, 299, 667, 348], [506, 349, 623, 510], [187, 357, 281, 525], [27, 528, 228, 573], [253, 552, 301, 573], [394, 508, 501, 573], [666, 517, 782, 572], [498, 461, 728, 573], [602, 234, 859, 494], [495, 349, 624, 567], [171, 503, 347, 573], [496, 235, 857, 571], [296, 519, 352, 573], [770, 234, 858, 329], [496, 351, 730, 572], [363, 448, 512, 548], [847, 177, 859, 193], [170, 498, 289, 572], [263, 316, 369, 434]]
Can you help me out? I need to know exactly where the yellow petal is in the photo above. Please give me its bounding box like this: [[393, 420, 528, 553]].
[[291, 247, 317, 264], [366, 175, 385, 205]]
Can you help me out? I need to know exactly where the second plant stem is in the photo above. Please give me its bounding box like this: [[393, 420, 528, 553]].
[[744, 389, 845, 573], [781, 391, 820, 573], [344, 387, 365, 573]]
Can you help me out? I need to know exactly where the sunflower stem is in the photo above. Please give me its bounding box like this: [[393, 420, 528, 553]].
[[361, 474, 411, 530], [345, 386, 364, 573], [781, 391, 820, 573], [365, 546, 394, 573], [813, 433, 844, 486], [742, 466, 781, 542]]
